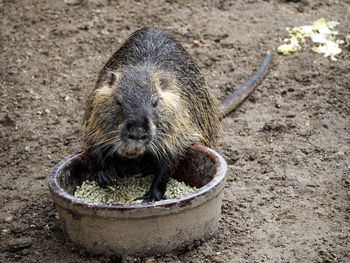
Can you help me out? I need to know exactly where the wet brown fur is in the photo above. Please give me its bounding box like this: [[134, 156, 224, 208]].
[[83, 28, 221, 166], [81, 27, 270, 201]]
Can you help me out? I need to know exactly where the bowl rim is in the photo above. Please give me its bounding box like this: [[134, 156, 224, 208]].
[[48, 144, 227, 212]]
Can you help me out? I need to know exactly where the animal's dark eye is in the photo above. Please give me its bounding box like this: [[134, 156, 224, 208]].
[[115, 99, 122, 106], [159, 78, 168, 90], [152, 99, 159, 108]]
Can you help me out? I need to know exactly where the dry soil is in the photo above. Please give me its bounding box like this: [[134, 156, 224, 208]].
[[1, 0, 349, 262]]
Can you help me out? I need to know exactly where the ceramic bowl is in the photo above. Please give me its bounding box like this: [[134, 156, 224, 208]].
[[48, 144, 227, 257]]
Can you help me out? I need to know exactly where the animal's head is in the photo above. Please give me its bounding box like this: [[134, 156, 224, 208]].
[[83, 66, 181, 159]]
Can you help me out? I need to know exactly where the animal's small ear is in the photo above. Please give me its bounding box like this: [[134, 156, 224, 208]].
[[94, 72, 120, 98], [107, 71, 120, 87]]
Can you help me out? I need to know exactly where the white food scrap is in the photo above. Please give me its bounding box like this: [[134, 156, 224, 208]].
[[277, 35, 300, 55], [345, 35, 350, 47], [277, 18, 344, 61]]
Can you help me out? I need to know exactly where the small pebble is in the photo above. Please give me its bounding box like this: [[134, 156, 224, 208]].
[[64, 0, 82, 5], [275, 95, 282, 108], [145, 258, 157, 263], [192, 40, 200, 48], [2, 229, 10, 234], [5, 216, 13, 223]]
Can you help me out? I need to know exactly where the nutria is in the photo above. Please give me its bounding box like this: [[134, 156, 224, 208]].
[[83, 27, 272, 202]]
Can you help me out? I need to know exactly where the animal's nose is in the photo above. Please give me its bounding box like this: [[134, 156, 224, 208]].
[[125, 117, 150, 142], [127, 128, 148, 141]]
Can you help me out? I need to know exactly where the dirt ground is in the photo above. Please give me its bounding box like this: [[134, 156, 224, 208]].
[[1, 0, 349, 262]]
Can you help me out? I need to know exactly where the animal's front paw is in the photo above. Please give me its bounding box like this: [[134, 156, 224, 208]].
[[96, 169, 116, 188], [134, 189, 165, 203]]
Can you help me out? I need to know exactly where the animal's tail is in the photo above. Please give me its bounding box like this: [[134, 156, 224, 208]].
[[219, 51, 273, 119]]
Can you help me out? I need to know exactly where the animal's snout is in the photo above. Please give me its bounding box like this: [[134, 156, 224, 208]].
[[125, 117, 152, 142], [127, 127, 148, 141]]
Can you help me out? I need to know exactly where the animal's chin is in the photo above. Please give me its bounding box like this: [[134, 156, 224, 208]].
[[118, 146, 146, 158]]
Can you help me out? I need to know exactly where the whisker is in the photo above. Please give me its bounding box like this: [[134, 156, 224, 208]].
[[89, 137, 115, 149], [149, 141, 162, 163]]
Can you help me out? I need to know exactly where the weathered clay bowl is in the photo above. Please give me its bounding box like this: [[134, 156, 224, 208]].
[[48, 144, 227, 257]]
